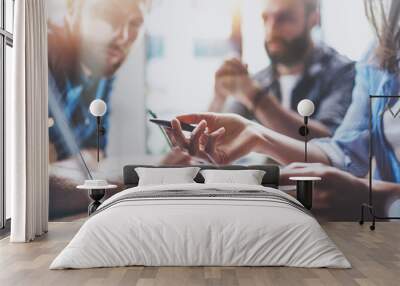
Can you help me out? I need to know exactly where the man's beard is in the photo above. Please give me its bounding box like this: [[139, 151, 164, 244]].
[[265, 30, 311, 67]]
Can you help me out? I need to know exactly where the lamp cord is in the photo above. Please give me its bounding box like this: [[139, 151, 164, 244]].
[[97, 117, 101, 163], [304, 116, 308, 163], [305, 130, 308, 163]]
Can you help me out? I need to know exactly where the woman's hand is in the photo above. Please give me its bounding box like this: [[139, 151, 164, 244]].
[[280, 162, 361, 186], [280, 162, 380, 219], [165, 113, 263, 165], [282, 162, 400, 220]]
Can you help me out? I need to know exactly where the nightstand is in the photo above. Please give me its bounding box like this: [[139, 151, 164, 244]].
[[77, 180, 117, 215], [289, 177, 321, 210]]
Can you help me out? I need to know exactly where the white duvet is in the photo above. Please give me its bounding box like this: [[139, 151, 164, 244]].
[[50, 183, 350, 269]]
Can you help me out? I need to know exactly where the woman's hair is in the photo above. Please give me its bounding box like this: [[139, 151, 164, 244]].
[[365, 0, 400, 73]]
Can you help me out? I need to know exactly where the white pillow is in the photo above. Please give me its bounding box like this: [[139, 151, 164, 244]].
[[200, 169, 266, 185], [135, 167, 201, 186]]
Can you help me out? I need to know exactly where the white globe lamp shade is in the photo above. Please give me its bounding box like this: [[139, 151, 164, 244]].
[[89, 99, 107, 117], [297, 99, 315, 117]]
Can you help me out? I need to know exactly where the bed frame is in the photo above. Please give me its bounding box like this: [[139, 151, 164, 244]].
[[123, 164, 280, 189], [122, 165, 317, 210]]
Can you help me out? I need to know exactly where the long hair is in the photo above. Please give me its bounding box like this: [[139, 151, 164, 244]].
[[365, 0, 400, 73]]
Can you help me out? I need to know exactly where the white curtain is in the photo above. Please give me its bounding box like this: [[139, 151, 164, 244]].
[[7, 0, 49, 242]]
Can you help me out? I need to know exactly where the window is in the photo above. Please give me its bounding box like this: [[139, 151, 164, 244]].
[[1, 0, 14, 230]]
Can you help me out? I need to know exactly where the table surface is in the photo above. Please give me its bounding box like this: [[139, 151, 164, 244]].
[[289, 176, 322, 181], [76, 184, 118, 190]]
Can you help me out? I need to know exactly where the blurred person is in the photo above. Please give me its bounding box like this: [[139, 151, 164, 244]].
[[47, 0, 192, 217], [209, 0, 355, 140], [166, 0, 400, 219], [48, 0, 147, 217], [48, 0, 146, 162]]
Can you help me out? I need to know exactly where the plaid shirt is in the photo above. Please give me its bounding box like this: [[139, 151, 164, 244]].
[[49, 72, 114, 160], [224, 44, 356, 133]]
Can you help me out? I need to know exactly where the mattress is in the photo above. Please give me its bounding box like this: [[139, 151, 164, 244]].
[[50, 183, 350, 269]]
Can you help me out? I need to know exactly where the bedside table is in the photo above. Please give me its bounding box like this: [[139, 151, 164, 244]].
[[289, 177, 321, 210], [77, 181, 117, 215]]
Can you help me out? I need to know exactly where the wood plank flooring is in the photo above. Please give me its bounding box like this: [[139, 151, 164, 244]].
[[0, 222, 399, 286]]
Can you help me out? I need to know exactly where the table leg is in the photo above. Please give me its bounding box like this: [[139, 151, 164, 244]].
[[296, 181, 313, 210], [88, 189, 105, 215]]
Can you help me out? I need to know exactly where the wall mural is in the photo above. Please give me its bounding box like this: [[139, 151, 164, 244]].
[[47, 0, 400, 221]]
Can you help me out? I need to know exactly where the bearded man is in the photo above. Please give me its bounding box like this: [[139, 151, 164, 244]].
[[209, 0, 355, 140]]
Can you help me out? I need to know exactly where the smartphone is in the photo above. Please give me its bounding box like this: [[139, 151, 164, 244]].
[[147, 109, 172, 148], [149, 119, 196, 132]]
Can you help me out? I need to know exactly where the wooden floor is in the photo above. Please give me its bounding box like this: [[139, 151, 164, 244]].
[[0, 222, 399, 286]]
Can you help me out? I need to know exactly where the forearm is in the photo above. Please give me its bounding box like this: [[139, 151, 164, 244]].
[[369, 179, 400, 196], [254, 96, 331, 140], [208, 96, 226, 112], [357, 178, 399, 214], [253, 124, 331, 165], [327, 169, 399, 201]]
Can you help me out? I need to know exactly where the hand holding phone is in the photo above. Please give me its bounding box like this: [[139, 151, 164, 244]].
[[149, 119, 196, 132]]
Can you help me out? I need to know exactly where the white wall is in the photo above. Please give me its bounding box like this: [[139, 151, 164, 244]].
[[241, 0, 270, 74], [106, 39, 147, 159], [320, 0, 374, 61]]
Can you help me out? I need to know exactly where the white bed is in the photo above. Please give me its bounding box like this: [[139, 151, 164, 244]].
[[50, 183, 350, 269]]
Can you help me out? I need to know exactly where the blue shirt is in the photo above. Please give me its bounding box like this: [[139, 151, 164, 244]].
[[313, 61, 400, 183], [48, 72, 114, 160]]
